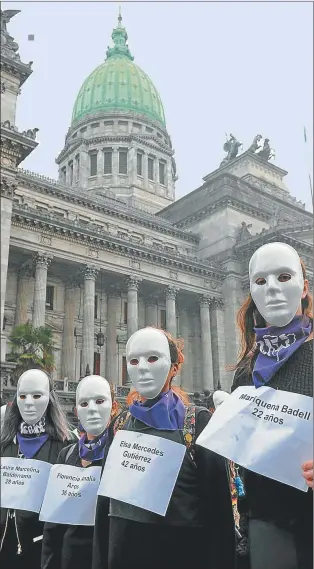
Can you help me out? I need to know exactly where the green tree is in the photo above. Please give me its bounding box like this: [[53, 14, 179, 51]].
[[8, 322, 56, 379]]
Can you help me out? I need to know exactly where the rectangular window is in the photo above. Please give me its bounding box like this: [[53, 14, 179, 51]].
[[69, 161, 73, 186], [159, 161, 165, 185], [94, 295, 98, 319], [104, 150, 112, 174], [90, 153, 97, 176], [61, 167, 66, 184], [123, 301, 128, 325], [148, 157, 154, 181], [46, 285, 54, 311], [137, 153, 143, 176], [94, 352, 100, 375], [122, 356, 128, 386], [160, 309, 166, 330], [119, 150, 128, 174], [75, 154, 80, 182]]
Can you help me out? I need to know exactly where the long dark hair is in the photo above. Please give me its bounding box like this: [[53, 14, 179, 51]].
[[1, 372, 70, 452], [232, 259, 313, 372]]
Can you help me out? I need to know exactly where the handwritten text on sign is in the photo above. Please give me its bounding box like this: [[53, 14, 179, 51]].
[[196, 386, 313, 491], [39, 464, 102, 526], [98, 430, 186, 516], [0, 457, 52, 512]]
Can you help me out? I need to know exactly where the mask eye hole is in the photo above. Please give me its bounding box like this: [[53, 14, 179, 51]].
[[33, 394, 42, 399], [80, 401, 88, 408], [148, 356, 158, 363], [19, 395, 26, 400], [130, 358, 138, 365], [255, 277, 266, 285], [96, 398, 105, 405], [278, 273, 291, 283]]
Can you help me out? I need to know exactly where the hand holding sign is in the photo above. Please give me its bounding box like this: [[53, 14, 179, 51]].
[[196, 386, 313, 491]]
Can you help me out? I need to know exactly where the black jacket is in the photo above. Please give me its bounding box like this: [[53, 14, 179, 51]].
[[92, 407, 236, 569], [0, 437, 67, 569], [41, 442, 103, 569]]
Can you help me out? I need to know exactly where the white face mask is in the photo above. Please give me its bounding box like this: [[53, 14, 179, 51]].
[[76, 375, 112, 436], [126, 328, 172, 399], [249, 242, 304, 327], [17, 369, 50, 425]]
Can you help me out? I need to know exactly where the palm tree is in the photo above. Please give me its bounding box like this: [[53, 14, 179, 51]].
[[7, 322, 56, 380]]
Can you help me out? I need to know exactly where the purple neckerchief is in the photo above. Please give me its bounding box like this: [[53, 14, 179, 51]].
[[129, 390, 186, 431], [78, 431, 108, 462], [253, 315, 312, 388], [16, 432, 49, 459]]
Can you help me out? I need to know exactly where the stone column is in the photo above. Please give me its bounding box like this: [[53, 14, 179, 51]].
[[62, 279, 78, 381], [97, 150, 102, 178], [222, 273, 245, 372], [1, 179, 15, 359], [106, 288, 119, 383], [143, 152, 148, 188], [145, 296, 158, 327], [165, 286, 178, 337], [128, 146, 137, 185], [178, 308, 192, 391], [32, 252, 52, 328], [80, 151, 89, 189], [199, 295, 214, 392], [154, 158, 159, 189], [15, 264, 32, 326], [81, 265, 98, 376], [126, 277, 141, 339], [112, 147, 119, 185], [209, 298, 228, 390]]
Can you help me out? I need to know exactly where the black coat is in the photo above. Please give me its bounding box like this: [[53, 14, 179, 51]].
[[0, 438, 68, 569], [41, 442, 103, 569], [92, 407, 236, 569]]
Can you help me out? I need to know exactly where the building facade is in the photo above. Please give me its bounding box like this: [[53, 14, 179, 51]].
[[1, 11, 313, 412]]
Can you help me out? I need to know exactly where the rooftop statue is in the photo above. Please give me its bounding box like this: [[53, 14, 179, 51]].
[[1, 9, 21, 60], [220, 133, 243, 167], [248, 134, 263, 153], [249, 134, 275, 162]]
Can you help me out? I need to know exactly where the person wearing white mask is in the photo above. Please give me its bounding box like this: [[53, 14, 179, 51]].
[[230, 242, 313, 569], [41, 375, 118, 569], [0, 369, 70, 569], [93, 328, 235, 569]]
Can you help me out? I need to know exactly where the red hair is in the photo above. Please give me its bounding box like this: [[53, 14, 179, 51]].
[[126, 328, 190, 406]]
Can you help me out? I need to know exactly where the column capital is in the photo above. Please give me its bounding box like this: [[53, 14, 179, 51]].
[[125, 276, 141, 291], [1, 177, 17, 200], [17, 261, 33, 279], [144, 295, 158, 307], [209, 297, 224, 310], [165, 285, 179, 300], [199, 295, 211, 307], [106, 284, 121, 298], [33, 252, 53, 270], [81, 265, 99, 281], [64, 276, 79, 290]]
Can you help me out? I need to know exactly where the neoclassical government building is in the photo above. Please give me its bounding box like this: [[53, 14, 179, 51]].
[[1, 10, 313, 409]]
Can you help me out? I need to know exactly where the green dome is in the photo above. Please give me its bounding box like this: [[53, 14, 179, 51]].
[[71, 14, 166, 127]]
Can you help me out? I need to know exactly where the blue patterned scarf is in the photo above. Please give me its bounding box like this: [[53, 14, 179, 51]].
[[253, 315, 312, 388], [129, 390, 186, 430]]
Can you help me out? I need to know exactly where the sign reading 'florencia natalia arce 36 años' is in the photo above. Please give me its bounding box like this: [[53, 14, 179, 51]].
[[196, 385, 313, 491]]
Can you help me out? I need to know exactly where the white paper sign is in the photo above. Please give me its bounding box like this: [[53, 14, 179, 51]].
[[98, 430, 186, 516], [196, 386, 313, 491], [0, 457, 52, 512], [39, 464, 102, 526]]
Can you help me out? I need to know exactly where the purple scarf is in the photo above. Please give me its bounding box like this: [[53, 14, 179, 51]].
[[17, 432, 49, 458], [129, 390, 186, 430], [253, 315, 312, 388], [17, 416, 49, 458], [78, 431, 108, 462]]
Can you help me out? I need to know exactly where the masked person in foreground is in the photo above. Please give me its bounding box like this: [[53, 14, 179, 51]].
[[231, 242, 313, 569], [0, 369, 70, 569], [41, 375, 118, 569], [93, 327, 235, 569]]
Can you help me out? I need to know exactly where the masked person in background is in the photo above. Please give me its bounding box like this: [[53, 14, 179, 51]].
[[93, 327, 235, 569], [230, 242, 313, 569], [41, 375, 118, 569], [0, 369, 70, 569]]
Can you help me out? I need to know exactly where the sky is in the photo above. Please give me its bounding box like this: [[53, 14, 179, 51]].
[[3, 1, 313, 210]]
